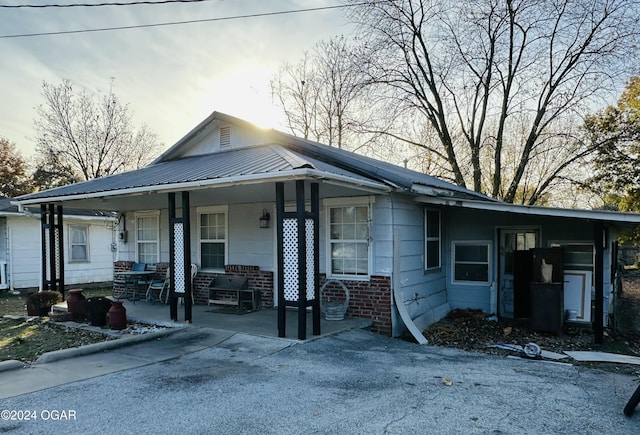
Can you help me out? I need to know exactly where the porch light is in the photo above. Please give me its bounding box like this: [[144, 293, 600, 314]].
[[259, 209, 271, 228]]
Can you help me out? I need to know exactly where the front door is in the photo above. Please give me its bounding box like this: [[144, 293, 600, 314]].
[[499, 229, 538, 318]]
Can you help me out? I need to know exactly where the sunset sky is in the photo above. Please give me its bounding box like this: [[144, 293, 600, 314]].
[[0, 0, 354, 158]]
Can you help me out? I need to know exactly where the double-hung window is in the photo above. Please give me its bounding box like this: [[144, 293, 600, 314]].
[[328, 203, 369, 277], [136, 212, 159, 264], [425, 209, 441, 270], [69, 225, 89, 262], [452, 241, 491, 283], [198, 206, 227, 270]]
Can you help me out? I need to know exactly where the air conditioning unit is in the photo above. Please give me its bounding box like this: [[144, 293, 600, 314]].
[[0, 261, 7, 290]]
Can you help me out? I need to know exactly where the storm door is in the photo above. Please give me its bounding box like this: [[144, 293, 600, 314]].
[[499, 229, 538, 318]]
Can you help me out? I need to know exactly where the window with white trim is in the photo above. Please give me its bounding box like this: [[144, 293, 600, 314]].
[[198, 207, 227, 270], [136, 212, 159, 264], [328, 204, 369, 276], [69, 225, 89, 262], [452, 241, 491, 283], [425, 209, 441, 270]]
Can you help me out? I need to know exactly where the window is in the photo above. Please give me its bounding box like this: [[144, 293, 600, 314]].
[[198, 207, 227, 270], [425, 209, 441, 270], [453, 241, 491, 283], [503, 230, 537, 274], [329, 205, 369, 276], [136, 212, 159, 264], [69, 225, 89, 262]]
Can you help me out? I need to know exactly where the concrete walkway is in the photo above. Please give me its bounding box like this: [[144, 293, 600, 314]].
[[0, 303, 371, 400]]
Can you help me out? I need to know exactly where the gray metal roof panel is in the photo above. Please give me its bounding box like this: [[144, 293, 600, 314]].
[[15, 145, 381, 202]]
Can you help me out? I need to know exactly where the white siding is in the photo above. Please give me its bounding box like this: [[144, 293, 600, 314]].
[[183, 125, 273, 157], [7, 215, 115, 289], [377, 195, 450, 337]]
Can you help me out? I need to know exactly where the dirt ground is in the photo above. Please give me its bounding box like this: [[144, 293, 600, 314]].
[[422, 271, 640, 377]]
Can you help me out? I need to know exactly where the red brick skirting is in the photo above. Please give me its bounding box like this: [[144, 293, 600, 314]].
[[319, 275, 392, 336], [113, 262, 392, 336]]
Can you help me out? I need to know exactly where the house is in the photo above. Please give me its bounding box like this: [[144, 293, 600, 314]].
[[0, 197, 117, 291], [12, 112, 640, 341]]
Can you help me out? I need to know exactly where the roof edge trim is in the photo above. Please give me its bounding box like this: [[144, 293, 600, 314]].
[[416, 196, 640, 224]]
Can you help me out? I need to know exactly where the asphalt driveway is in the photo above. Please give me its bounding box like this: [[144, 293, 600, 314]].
[[0, 328, 639, 434]]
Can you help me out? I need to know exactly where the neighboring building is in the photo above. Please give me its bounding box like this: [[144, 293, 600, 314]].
[[0, 197, 117, 291], [13, 112, 640, 341]]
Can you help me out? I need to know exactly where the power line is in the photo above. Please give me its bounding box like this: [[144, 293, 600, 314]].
[[0, 0, 214, 8], [0, 4, 362, 39]]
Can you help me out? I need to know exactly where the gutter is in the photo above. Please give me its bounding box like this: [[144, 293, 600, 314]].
[[416, 196, 640, 224]]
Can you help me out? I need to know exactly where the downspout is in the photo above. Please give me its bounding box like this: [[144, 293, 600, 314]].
[[390, 193, 428, 344]]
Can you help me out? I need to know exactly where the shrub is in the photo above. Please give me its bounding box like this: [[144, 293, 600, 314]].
[[26, 291, 62, 316]]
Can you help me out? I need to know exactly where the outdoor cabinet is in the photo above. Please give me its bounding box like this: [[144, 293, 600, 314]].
[[529, 248, 564, 334]]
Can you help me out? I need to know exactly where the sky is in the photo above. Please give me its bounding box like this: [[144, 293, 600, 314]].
[[0, 0, 354, 159]]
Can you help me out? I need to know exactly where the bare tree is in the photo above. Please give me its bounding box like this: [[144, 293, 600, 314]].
[[271, 36, 389, 152], [346, 0, 640, 204], [34, 79, 162, 181]]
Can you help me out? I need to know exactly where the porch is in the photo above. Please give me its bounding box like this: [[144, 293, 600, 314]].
[[109, 299, 373, 340]]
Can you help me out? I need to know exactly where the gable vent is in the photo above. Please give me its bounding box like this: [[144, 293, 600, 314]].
[[220, 126, 231, 149]]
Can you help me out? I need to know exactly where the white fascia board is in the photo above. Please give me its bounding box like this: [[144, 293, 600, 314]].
[[12, 169, 391, 207], [416, 196, 640, 224]]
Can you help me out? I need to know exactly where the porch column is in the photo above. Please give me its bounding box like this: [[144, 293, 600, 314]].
[[593, 221, 604, 344], [168, 192, 193, 322], [40, 204, 65, 297], [276, 181, 321, 339]]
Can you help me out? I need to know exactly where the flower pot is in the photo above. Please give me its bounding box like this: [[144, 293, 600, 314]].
[[66, 289, 86, 321], [108, 301, 127, 330]]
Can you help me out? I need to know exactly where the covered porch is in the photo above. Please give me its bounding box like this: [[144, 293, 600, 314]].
[[87, 299, 373, 340]]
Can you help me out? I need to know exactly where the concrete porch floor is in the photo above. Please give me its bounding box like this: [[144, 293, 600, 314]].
[[103, 299, 373, 341]]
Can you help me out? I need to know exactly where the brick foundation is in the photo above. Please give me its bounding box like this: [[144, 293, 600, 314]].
[[113, 262, 392, 336], [319, 275, 392, 336]]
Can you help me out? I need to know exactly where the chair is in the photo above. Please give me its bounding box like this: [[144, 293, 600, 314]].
[[179, 264, 198, 305], [129, 262, 147, 303], [146, 268, 170, 303]]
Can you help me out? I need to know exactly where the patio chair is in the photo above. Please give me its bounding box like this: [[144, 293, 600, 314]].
[[178, 264, 197, 305], [146, 268, 170, 303], [129, 262, 147, 302]]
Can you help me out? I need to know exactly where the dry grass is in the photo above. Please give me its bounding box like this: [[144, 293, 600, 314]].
[[0, 287, 115, 363]]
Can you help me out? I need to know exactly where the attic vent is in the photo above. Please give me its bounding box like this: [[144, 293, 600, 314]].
[[220, 126, 231, 149]]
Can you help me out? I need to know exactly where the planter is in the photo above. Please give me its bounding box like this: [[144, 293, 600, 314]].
[[66, 289, 86, 321], [320, 280, 350, 321], [78, 297, 112, 327], [89, 311, 107, 327], [108, 301, 127, 330]]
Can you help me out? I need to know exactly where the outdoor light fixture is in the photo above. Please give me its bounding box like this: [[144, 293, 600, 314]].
[[259, 209, 271, 228]]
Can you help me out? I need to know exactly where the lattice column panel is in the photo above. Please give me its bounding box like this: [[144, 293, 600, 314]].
[[54, 226, 61, 280], [283, 218, 298, 302], [305, 218, 315, 300], [173, 222, 185, 294], [44, 227, 51, 282]]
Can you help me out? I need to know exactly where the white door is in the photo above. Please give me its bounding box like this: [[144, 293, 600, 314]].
[[564, 270, 592, 322]]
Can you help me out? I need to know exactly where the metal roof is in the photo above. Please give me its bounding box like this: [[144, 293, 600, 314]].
[[14, 144, 392, 204]]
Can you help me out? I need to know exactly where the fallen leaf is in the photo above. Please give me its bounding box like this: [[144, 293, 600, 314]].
[[503, 326, 512, 336], [442, 377, 452, 386]]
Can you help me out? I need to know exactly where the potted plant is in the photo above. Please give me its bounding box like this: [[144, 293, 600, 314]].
[[26, 291, 62, 316]]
